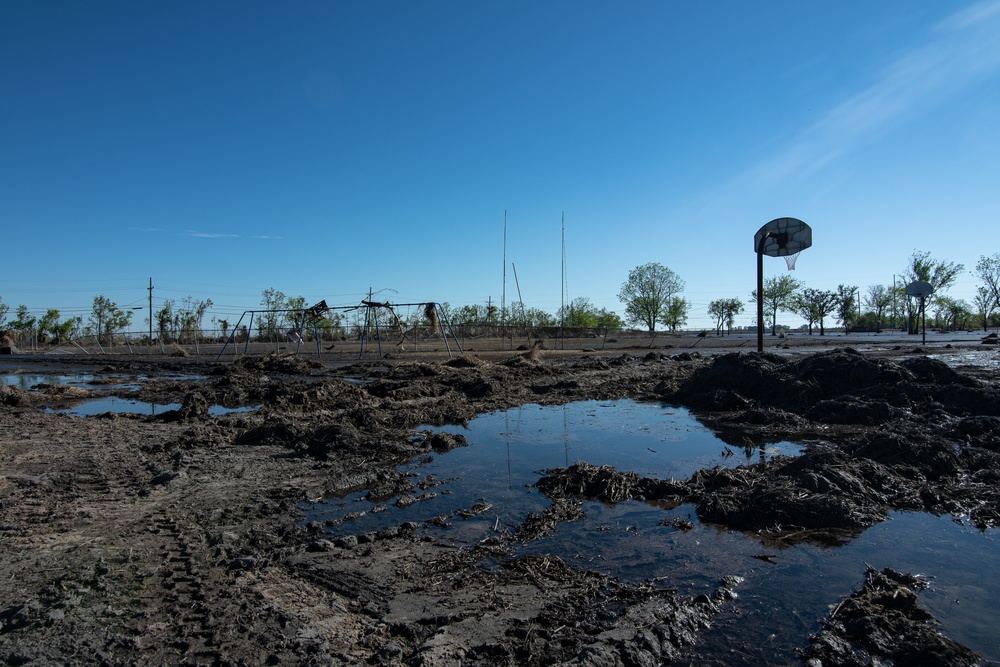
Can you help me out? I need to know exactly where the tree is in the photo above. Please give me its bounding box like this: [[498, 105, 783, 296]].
[[933, 297, 972, 332], [0, 297, 8, 328], [864, 285, 893, 333], [618, 263, 685, 333], [560, 297, 601, 327], [903, 251, 964, 334], [976, 253, 1000, 313], [973, 286, 997, 332], [38, 309, 77, 344], [794, 288, 838, 335], [155, 300, 176, 341], [259, 288, 287, 339], [708, 298, 744, 336], [556, 297, 621, 329], [750, 275, 802, 336], [836, 284, 859, 333], [90, 295, 133, 344], [662, 297, 689, 332], [8, 305, 36, 332]]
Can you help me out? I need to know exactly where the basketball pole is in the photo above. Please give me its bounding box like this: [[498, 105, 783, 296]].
[[756, 235, 767, 353]]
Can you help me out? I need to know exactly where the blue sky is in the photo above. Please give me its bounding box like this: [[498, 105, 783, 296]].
[[2, 1, 999, 331]]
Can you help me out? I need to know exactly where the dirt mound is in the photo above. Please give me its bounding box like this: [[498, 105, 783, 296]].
[[537, 462, 688, 504], [672, 348, 999, 421], [800, 566, 983, 666], [234, 352, 324, 374]]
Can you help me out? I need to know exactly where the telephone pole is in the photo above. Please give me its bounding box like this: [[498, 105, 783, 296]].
[[148, 277, 153, 345]]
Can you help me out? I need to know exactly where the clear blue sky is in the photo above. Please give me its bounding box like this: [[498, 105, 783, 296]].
[[3, 1, 999, 331]]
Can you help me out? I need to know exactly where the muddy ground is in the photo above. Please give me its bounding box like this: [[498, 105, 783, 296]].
[[1, 337, 998, 665]]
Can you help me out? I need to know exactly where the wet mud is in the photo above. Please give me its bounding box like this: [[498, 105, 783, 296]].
[[1, 345, 997, 664]]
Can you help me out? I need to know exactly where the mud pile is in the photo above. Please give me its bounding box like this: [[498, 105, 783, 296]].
[[801, 567, 983, 666]]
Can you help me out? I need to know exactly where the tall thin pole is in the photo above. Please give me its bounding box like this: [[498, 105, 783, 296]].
[[512, 262, 526, 326], [757, 245, 765, 352], [502, 210, 507, 340], [561, 212, 566, 327], [148, 277, 153, 345]]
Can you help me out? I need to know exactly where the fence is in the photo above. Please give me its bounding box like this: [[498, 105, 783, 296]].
[[1, 325, 666, 358]]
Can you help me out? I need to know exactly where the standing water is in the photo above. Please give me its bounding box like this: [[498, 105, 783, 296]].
[[308, 399, 1000, 664]]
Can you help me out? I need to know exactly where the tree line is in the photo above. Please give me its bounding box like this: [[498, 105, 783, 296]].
[[2, 250, 998, 346], [741, 250, 1000, 336]]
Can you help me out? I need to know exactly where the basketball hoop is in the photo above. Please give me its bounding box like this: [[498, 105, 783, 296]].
[[754, 217, 812, 352]]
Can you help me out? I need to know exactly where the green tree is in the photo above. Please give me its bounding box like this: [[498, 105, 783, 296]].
[[38, 309, 77, 344], [618, 262, 685, 333], [259, 288, 287, 339], [864, 285, 893, 333], [794, 288, 838, 335], [559, 297, 611, 328], [750, 275, 802, 336], [976, 253, 1000, 313], [836, 284, 859, 333], [707, 298, 744, 335], [9, 305, 36, 332], [90, 295, 133, 344], [903, 250, 964, 334], [662, 296, 689, 332], [0, 297, 8, 328], [934, 296, 972, 332], [155, 300, 176, 341], [973, 286, 997, 332]]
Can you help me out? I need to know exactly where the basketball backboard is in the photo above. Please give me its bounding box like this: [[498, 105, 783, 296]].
[[905, 280, 934, 297], [754, 217, 812, 257]]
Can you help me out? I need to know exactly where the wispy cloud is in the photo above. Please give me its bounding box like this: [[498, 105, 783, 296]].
[[184, 230, 240, 239], [136, 227, 280, 240], [746, 0, 1000, 187]]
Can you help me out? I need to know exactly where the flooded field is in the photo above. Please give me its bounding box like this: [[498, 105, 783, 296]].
[[310, 399, 1000, 664], [3, 345, 999, 665]]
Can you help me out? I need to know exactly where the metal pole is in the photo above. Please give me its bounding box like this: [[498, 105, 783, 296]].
[[757, 242, 765, 353], [148, 277, 154, 346], [921, 296, 927, 345]]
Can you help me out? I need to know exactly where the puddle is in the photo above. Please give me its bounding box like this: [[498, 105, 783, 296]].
[[43, 398, 259, 417], [2, 371, 245, 417], [310, 400, 802, 542], [930, 349, 1000, 370], [1, 373, 97, 389], [306, 399, 1000, 663]]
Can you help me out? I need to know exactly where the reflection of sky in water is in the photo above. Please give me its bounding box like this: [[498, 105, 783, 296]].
[[310, 400, 803, 541], [43, 397, 257, 417], [307, 399, 1000, 664], [929, 349, 1000, 370], [1, 371, 235, 416], [0, 373, 96, 389]]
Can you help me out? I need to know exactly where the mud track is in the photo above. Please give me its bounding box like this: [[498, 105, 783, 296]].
[[1, 344, 997, 665]]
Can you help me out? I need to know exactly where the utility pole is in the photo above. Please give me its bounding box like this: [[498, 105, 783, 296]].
[[148, 277, 153, 345]]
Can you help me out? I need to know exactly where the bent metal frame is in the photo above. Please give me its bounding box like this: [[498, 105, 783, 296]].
[[215, 300, 463, 361]]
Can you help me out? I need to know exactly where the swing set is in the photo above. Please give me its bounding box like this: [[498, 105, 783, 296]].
[[215, 299, 463, 361]]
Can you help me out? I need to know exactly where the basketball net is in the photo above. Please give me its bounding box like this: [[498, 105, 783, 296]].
[[784, 251, 801, 270]]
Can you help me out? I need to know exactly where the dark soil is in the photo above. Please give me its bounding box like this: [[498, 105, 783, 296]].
[[1, 344, 997, 665]]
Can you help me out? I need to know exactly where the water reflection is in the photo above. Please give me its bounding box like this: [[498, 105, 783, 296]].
[[306, 398, 999, 663], [311, 400, 801, 542], [43, 397, 258, 417]]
